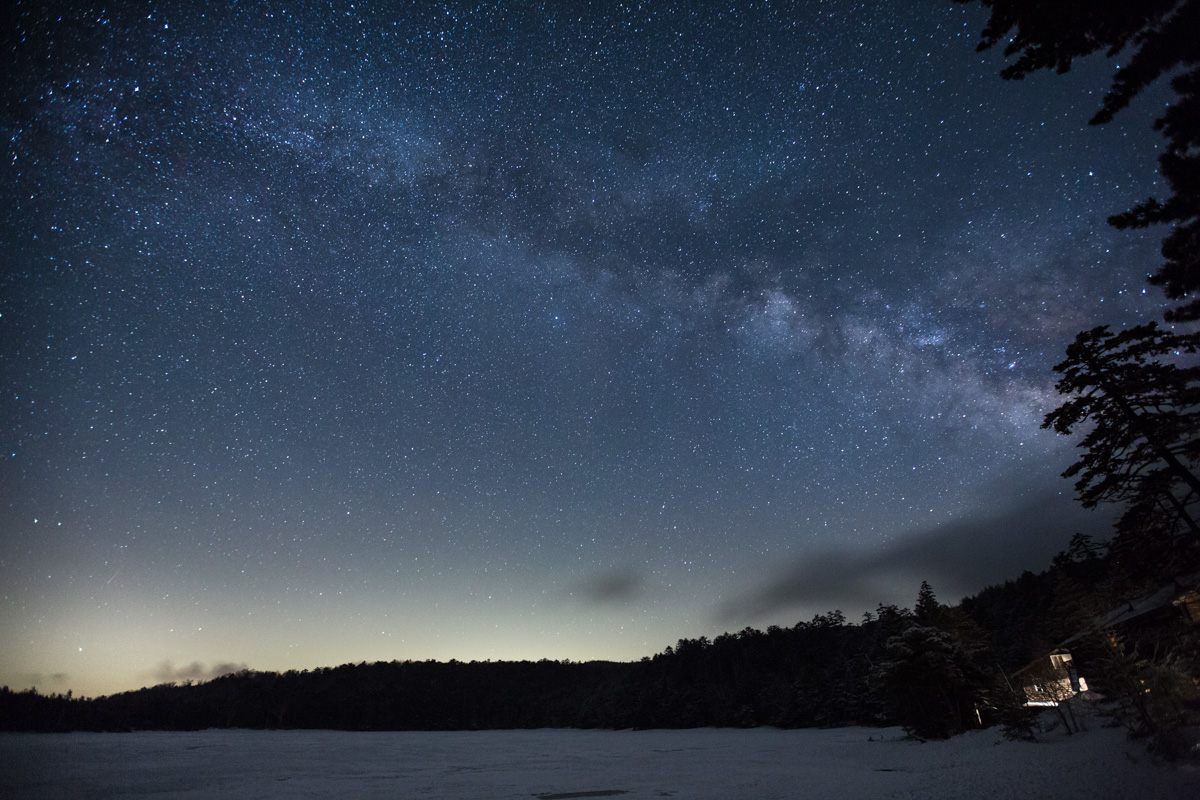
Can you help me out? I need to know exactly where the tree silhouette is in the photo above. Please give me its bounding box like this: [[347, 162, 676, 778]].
[[1042, 323, 1200, 538], [959, 0, 1200, 319], [915, 580, 942, 626]]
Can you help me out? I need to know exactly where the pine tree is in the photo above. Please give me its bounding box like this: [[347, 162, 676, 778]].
[[915, 581, 941, 626], [1042, 323, 1200, 539], [871, 585, 992, 738]]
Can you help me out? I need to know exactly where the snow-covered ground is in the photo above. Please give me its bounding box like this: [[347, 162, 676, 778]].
[[2, 724, 1195, 799]]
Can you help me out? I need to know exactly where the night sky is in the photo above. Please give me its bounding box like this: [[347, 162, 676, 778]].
[[1, 1, 1173, 698]]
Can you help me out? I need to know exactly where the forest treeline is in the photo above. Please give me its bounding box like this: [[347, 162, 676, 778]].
[[3, 531, 1193, 740]]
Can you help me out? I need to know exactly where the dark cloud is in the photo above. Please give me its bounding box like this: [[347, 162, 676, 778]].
[[720, 491, 1114, 624], [149, 660, 248, 684], [573, 569, 644, 604], [16, 672, 70, 690]]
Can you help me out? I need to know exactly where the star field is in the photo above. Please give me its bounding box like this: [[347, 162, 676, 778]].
[[0, 1, 1171, 697]]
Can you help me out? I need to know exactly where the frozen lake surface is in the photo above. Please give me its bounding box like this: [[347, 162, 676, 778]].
[[2, 725, 1196, 799]]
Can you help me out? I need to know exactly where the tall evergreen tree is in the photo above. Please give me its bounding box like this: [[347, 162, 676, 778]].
[[871, 585, 992, 739], [915, 580, 942, 626]]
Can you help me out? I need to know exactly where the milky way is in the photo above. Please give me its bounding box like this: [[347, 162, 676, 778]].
[[0, 1, 1171, 696]]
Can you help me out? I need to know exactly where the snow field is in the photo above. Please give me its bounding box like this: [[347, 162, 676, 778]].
[[1, 725, 1196, 799]]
